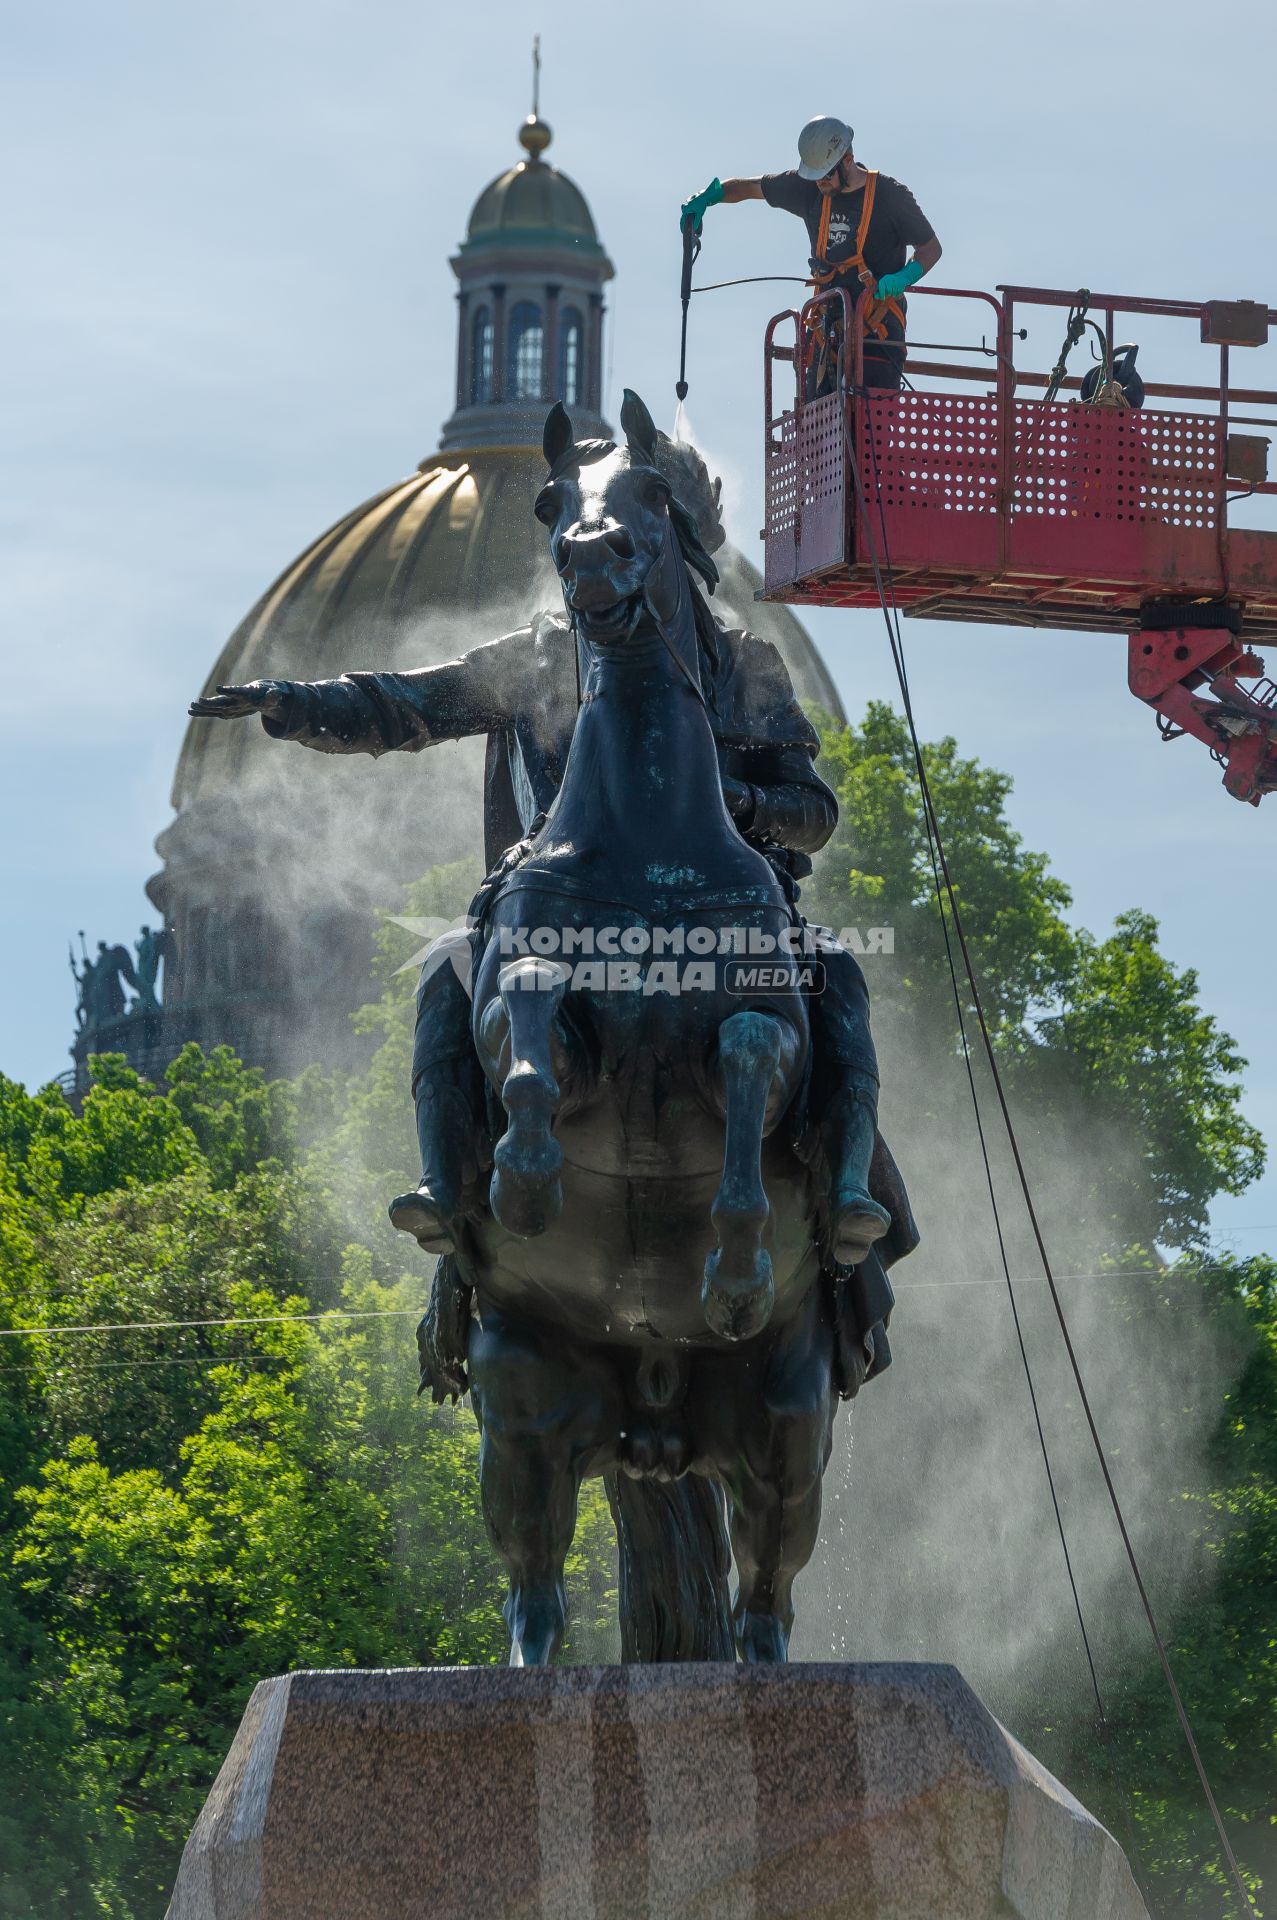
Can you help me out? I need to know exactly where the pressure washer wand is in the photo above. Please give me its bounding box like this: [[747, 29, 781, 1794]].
[[676, 221, 700, 403]]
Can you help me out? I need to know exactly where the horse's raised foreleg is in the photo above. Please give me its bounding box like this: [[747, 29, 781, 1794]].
[[468, 1306, 623, 1666], [702, 1010, 802, 1343], [479, 958, 570, 1239]]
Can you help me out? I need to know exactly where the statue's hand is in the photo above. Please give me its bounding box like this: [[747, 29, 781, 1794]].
[[416, 1259, 471, 1405], [721, 775, 757, 825], [188, 679, 296, 721]]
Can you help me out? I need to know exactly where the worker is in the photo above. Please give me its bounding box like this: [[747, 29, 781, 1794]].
[[681, 116, 941, 392]]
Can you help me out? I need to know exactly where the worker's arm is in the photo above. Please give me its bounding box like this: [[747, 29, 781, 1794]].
[[875, 234, 943, 300], [680, 175, 768, 230], [915, 234, 943, 275]]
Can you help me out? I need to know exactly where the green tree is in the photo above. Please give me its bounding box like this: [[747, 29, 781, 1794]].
[[1033, 913, 1264, 1250], [0, 1062, 200, 1218], [808, 699, 1076, 1033], [809, 704, 1263, 1256], [163, 1043, 296, 1187], [0, 1025, 613, 1919]]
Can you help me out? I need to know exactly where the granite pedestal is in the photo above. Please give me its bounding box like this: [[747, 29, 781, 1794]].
[[165, 1662, 1148, 1919]]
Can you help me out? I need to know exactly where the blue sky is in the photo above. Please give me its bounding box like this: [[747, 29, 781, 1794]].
[[2, 0, 1273, 1252]]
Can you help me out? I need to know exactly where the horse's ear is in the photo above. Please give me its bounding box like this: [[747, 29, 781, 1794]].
[[543, 403, 574, 469], [620, 388, 658, 463]]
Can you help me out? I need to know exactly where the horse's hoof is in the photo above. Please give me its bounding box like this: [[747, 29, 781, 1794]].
[[736, 1606, 790, 1664], [388, 1185, 456, 1255], [830, 1191, 891, 1267], [489, 1149, 564, 1238], [505, 1581, 567, 1666], [702, 1247, 775, 1342]]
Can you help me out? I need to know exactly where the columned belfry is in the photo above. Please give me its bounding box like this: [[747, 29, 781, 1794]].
[[440, 111, 613, 452]]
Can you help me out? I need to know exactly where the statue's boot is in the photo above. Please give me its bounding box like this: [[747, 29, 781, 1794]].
[[390, 954, 482, 1254], [389, 1069, 476, 1254], [822, 1074, 891, 1267]]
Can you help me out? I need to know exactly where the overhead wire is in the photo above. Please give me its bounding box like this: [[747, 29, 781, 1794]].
[[0, 1306, 421, 1340], [0, 1354, 294, 1378]]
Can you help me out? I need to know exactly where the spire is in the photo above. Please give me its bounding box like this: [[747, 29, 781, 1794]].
[[519, 35, 552, 161]]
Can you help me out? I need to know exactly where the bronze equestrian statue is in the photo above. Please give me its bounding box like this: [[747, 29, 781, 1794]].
[[191, 391, 916, 1666]]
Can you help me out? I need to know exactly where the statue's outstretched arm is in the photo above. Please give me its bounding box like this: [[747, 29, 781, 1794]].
[[189, 635, 522, 758]]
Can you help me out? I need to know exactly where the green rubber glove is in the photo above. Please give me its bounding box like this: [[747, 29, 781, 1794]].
[[875, 259, 926, 300], [680, 178, 725, 233]]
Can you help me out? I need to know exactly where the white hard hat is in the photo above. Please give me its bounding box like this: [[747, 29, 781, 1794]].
[[796, 115, 854, 182]]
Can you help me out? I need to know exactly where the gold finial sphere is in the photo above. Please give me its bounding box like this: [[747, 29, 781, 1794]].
[[519, 113, 552, 160]]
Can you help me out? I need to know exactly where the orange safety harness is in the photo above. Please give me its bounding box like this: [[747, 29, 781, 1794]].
[[808, 169, 905, 347]]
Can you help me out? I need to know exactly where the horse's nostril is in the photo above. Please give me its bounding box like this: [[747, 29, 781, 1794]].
[[605, 529, 636, 560]]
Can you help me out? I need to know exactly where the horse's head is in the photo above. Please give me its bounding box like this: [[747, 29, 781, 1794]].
[[536, 389, 719, 647]]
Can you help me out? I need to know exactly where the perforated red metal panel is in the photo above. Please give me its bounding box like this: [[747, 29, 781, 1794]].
[[796, 393, 848, 580], [764, 395, 850, 590], [1009, 400, 1224, 587], [856, 393, 1001, 575], [764, 412, 799, 591]]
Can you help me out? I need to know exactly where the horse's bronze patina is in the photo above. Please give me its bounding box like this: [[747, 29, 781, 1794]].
[[189, 391, 917, 1666]]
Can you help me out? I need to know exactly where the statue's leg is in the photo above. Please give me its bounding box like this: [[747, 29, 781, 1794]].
[[390, 938, 483, 1255], [467, 1305, 622, 1666], [702, 1010, 803, 1343], [808, 938, 891, 1267], [696, 1282, 838, 1663], [477, 958, 570, 1239]]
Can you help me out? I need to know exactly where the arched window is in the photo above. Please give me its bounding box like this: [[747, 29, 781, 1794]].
[[559, 307, 584, 406], [470, 306, 494, 404], [508, 301, 544, 401]]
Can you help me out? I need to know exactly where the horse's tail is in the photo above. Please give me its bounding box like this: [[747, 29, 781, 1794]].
[[605, 1471, 735, 1661]]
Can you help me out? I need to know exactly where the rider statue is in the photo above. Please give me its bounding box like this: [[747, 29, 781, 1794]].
[[192, 421, 915, 1368]]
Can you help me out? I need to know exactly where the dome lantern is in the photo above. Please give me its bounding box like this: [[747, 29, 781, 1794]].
[[440, 105, 614, 453]]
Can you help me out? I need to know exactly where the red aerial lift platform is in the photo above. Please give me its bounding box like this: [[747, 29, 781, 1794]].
[[759, 283, 1277, 803]]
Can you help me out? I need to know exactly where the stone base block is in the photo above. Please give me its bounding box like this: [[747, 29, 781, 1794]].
[[166, 1662, 1148, 1919]]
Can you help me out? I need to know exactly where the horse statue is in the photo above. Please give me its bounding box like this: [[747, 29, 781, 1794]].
[[190, 390, 916, 1666]]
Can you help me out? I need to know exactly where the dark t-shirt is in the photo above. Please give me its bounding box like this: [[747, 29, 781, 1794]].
[[761, 169, 934, 291]]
